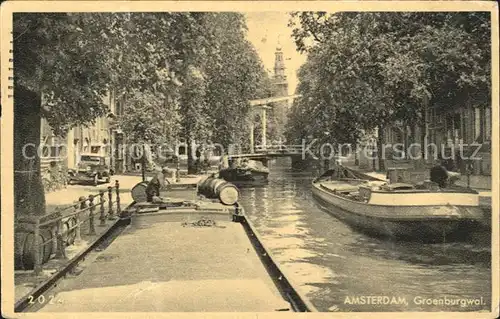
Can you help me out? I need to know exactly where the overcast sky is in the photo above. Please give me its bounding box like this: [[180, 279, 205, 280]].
[[244, 12, 307, 95]]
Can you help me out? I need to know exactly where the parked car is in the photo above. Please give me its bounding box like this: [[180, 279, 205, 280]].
[[68, 154, 113, 186]]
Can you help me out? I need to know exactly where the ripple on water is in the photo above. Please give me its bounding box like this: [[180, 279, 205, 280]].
[[259, 236, 305, 250], [273, 248, 319, 261], [265, 223, 310, 238], [240, 162, 491, 312], [271, 214, 303, 222], [281, 261, 338, 287]]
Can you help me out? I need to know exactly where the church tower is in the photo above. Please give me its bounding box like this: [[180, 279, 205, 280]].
[[273, 47, 289, 97], [271, 45, 290, 141]]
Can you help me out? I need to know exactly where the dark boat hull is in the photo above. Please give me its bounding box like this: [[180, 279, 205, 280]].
[[311, 183, 482, 242], [219, 168, 269, 183]]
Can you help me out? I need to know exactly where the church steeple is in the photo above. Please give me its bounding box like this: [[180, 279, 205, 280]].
[[274, 47, 285, 78], [273, 46, 288, 97]]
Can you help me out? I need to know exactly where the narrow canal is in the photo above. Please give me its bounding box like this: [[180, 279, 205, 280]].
[[238, 158, 491, 312]]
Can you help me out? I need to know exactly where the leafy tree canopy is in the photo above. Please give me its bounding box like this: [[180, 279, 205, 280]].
[[286, 11, 491, 147]]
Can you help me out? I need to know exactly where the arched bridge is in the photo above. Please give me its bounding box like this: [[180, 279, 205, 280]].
[[227, 144, 303, 160]]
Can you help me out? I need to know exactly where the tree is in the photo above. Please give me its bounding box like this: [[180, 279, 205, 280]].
[[287, 11, 491, 170], [120, 91, 180, 144], [14, 13, 113, 217], [204, 13, 273, 151], [13, 12, 211, 214]]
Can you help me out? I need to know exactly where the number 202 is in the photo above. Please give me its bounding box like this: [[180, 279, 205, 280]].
[[28, 295, 55, 304]]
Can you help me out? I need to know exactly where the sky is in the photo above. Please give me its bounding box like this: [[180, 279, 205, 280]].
[[244, 12, 308, 95]]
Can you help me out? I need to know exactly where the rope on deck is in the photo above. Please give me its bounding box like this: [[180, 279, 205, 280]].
[[181, 216, 226, 228]]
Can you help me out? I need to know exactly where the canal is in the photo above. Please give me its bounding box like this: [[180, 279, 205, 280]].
[[238, 158, 491, 312]]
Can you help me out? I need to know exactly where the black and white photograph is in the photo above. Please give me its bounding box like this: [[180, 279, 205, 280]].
[[1, 0, 498, 316]]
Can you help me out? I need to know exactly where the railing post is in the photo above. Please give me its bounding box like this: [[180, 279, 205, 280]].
[[176, 162, 181, 183], [33, 218, 42, 275], [115, 180, 121, 217], [99, 190, 106, 226], [51, 210, 59, 255], [54, 219, 67, 259], [88, 195, 96, 235], [107, 186, 115, 220], [75, 196, 86, 243]]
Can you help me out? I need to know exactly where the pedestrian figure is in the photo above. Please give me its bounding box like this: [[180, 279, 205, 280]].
[[430, 157, 450, 188], [159, 167, 172, 186], [145, 176, 161, 202], [145, 167, 172, 202]]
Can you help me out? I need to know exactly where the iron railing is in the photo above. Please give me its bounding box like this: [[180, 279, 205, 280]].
[[15, 180, 123, 275]]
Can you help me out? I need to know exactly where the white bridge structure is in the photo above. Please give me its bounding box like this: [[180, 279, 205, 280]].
[[248, 94, 301, 153], [227, 144, 304, 160]]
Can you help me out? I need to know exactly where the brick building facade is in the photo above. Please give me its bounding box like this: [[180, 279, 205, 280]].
[[40, 89, 126, 173]]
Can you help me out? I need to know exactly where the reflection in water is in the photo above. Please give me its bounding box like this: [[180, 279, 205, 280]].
[[239, 158, 491, 312]]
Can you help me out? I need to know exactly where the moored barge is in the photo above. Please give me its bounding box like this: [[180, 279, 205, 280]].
[[311, 166, 485, 242], [27, 178, 316, 312]]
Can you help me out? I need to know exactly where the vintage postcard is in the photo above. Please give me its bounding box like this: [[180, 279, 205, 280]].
[[1, 1, 498, 318]]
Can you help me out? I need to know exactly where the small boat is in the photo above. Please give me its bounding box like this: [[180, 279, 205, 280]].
[[311, 165, 485, 242], [219, 158, 269, 183]]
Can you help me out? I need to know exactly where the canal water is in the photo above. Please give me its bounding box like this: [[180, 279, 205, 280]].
[[238, 158, 491, 312]]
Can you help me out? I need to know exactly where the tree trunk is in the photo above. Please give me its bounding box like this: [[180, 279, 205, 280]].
[[420, 123, 426, 159], [14, 85, 46, 217], [354, 144, 359, 166], [186, 138, 196, 174], [410, 123, 417, 158], [377, 125, 385, 172]]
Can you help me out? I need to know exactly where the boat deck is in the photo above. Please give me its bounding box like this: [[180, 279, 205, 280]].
[[35, 209, 291, 312]]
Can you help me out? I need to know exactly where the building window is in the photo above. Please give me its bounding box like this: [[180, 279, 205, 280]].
[[116, 100, 124, 117], [453, 112, 461, 145], [485, 106, 491, 141], [460, 109, 467, 144], [474, 107, 481, 141], [178, 145, 186, 155]]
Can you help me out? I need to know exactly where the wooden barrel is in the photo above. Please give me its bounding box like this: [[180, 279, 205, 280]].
[[198, 177, 239, 205], [198, 177, 213, 195], [14, 231, 32, 270], [197, 177, 215, 198], [131, 181, 149, 203], [215, 181, 239, 206], [14, 230, 53, 270]]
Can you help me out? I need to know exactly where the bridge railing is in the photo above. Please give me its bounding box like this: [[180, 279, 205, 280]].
[[15, 180, 123, 275], [255, 144, 303, 154]]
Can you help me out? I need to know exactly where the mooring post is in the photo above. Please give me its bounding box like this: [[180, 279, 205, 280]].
[[107, 186, 115, 219], [99, 190, 106, 226], [115, 180, 121, 217], [88, 195, 96, 235], [33, 218, 42, 275]]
